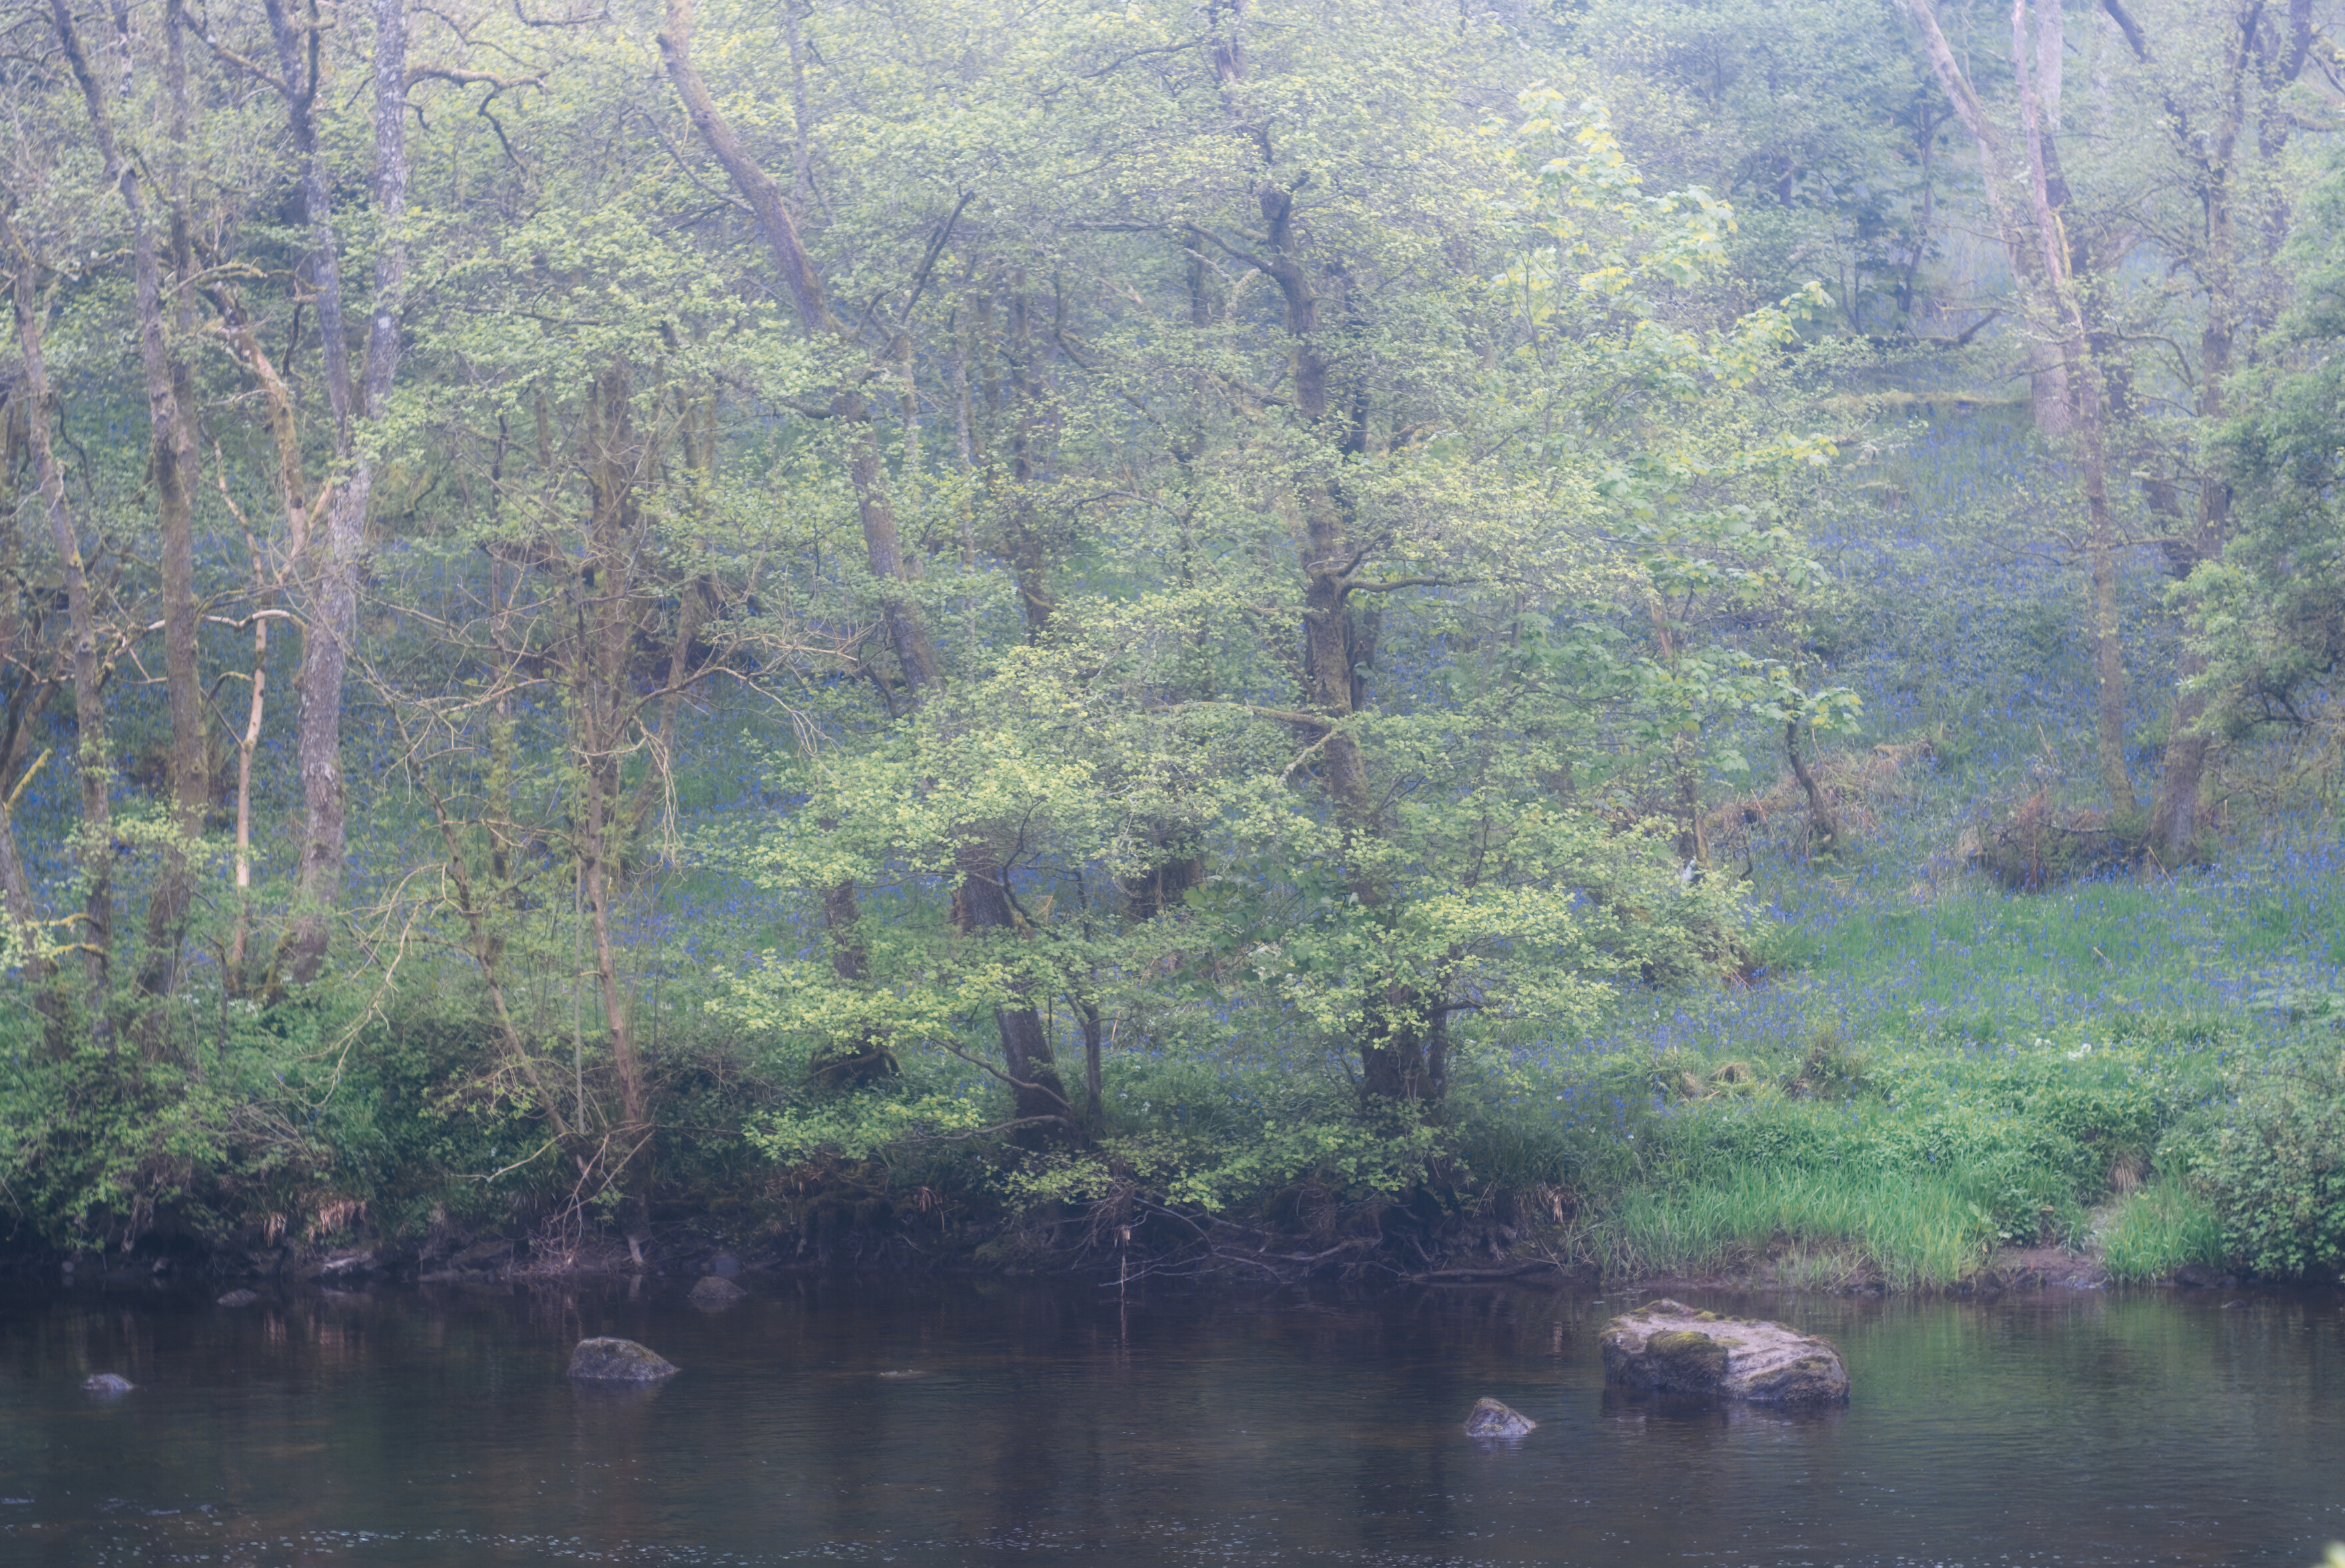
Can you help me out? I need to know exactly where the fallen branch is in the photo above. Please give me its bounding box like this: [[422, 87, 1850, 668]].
[[1406, 1260, 1562, 1282]]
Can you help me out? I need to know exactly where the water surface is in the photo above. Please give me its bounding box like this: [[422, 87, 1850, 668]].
[[1, 1276, 2338, 1565]]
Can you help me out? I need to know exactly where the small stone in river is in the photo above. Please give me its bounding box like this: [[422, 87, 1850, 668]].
[[567, 1337, 679, 1382], [687, 1275, 746, 1308], [216, 1289, 259, 1308], [1600, 1298, 1847, 1406], [81, 1374, 133, 1396], [1464, 1397, 1535, 1437]]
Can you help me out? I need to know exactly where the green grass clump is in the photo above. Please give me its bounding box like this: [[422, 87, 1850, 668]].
[[1590, 1165, 1991, 1290], [1457, 1017, 2240, 1287], [2100, 1181, 2226, 1282]]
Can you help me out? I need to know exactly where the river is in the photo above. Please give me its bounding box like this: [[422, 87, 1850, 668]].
[[1, 1275, 2338, 1565]]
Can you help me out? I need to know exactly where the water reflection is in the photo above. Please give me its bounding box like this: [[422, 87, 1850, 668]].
[[0, 1276, 2336, 1565]]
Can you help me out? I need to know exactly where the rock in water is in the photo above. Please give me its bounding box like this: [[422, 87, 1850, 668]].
[[81, 1374, 133, 1396], [1463, 1397, 1536, 1437], [216, 1288, 259, 1308], [687, 1275, 746, 1308], [1600, 1298, 1847, 1406], [567, 1338, 679, 1382]]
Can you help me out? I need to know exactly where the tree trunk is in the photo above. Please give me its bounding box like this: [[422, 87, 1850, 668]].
[[1001, 283, 1060, 636], [272, 0, 411, 987], [2081, 538, 2139, 827], [575, 364, 655, 1132], [2108, 0, 2304, 868], [952, 839, 1069, 1131], [1241, 184, 1437, 1102], [1786, 719, 1842, 857], [55, 0, 203, 1036], [581, 774, 644, 1129], [228, 613, 269, 987], [0, 770, 52, 999], [1077, 994, 1104, 1135], [107, 0, 206, 1030], [2011, 0, 2135, 815], [1899, 0, 2136, 813], [0, 398, 61, 1046], [2147, 343, 2232, 864], [1361, 984, 1449, 1105], [209, 285, 314, 994], [659, 0, 942, 698], [9, 226, 112, 1035]]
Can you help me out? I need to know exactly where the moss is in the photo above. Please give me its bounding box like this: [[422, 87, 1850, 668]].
[[1643, 1330, 1729, 1389], [567, 1337, 679, 1382], [1464, 1397, 1536, 1437], [1742, 1350, 1849, 1406]]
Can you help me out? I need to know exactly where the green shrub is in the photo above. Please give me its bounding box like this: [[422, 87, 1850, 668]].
[[2171, 1041, 2345, 1278]]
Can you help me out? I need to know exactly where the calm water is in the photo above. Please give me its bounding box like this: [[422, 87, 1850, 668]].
[[1, 1276, 2339, 1566]]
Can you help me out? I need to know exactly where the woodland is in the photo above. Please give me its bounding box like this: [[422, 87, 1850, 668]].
[[0, 0, 2341, 1286]]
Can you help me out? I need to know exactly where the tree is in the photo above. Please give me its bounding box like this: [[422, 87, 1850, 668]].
[[1892, 0, 2138, 816], [1891, 0, 2334, 850], [710, 7, 1834, 1144], [266, 0, 414, 987], [2090, 0, 2328, 862], [2197, 146, 2345, 781], [1566, 0, 1953, 336]]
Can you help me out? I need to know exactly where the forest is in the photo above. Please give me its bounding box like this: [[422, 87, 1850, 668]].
[[0, 0, 2339, 1288]]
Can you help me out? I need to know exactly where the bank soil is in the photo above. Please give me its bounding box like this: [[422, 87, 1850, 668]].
[[2, 1210, 2225, 1298]]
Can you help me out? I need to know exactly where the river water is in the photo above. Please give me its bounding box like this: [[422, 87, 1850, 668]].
[[1, 1275, 2338, 1566]]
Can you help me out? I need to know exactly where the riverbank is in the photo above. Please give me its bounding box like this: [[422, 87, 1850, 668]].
[[1, 977, 2333, 1294], [4, 740, 2338, 1294], [1, 988, 2334, 1295]]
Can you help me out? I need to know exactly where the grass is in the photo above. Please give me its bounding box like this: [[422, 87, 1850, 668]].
[[1471, 768, 2343, 1285], [1442, 762, 2345, 1287], [1588, 1165, 1991, 1290], [2101, 1180, 2227, 1282]]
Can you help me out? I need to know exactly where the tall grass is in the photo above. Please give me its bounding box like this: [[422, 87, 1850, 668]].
[[2100, 1180, 2226, 1282], [1588, 1165, 1991, 1289]]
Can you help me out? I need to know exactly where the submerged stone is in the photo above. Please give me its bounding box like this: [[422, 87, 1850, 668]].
[[1600, 1298, 1847, 1407], [567, 1337, 679, 1382], [81, 1374, 133, 1396], [216, 1289, 260, 1308], [1463, 1396, 1536, 1437], [688, 1275, 747, 1308]]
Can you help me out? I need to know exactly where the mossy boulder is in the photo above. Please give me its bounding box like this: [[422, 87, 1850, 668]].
[[688, 1275, 747, 1309], [1463, 1397, 1536, 1437], [1600, 1298, 1847, 1406], [567, 1337, 679, 1383]]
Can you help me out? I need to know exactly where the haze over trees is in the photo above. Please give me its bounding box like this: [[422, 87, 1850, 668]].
[[0, 0, 2337, 1270]]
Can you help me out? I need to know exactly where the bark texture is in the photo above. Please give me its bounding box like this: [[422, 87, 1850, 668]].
[[272, 0, 412, 985]]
